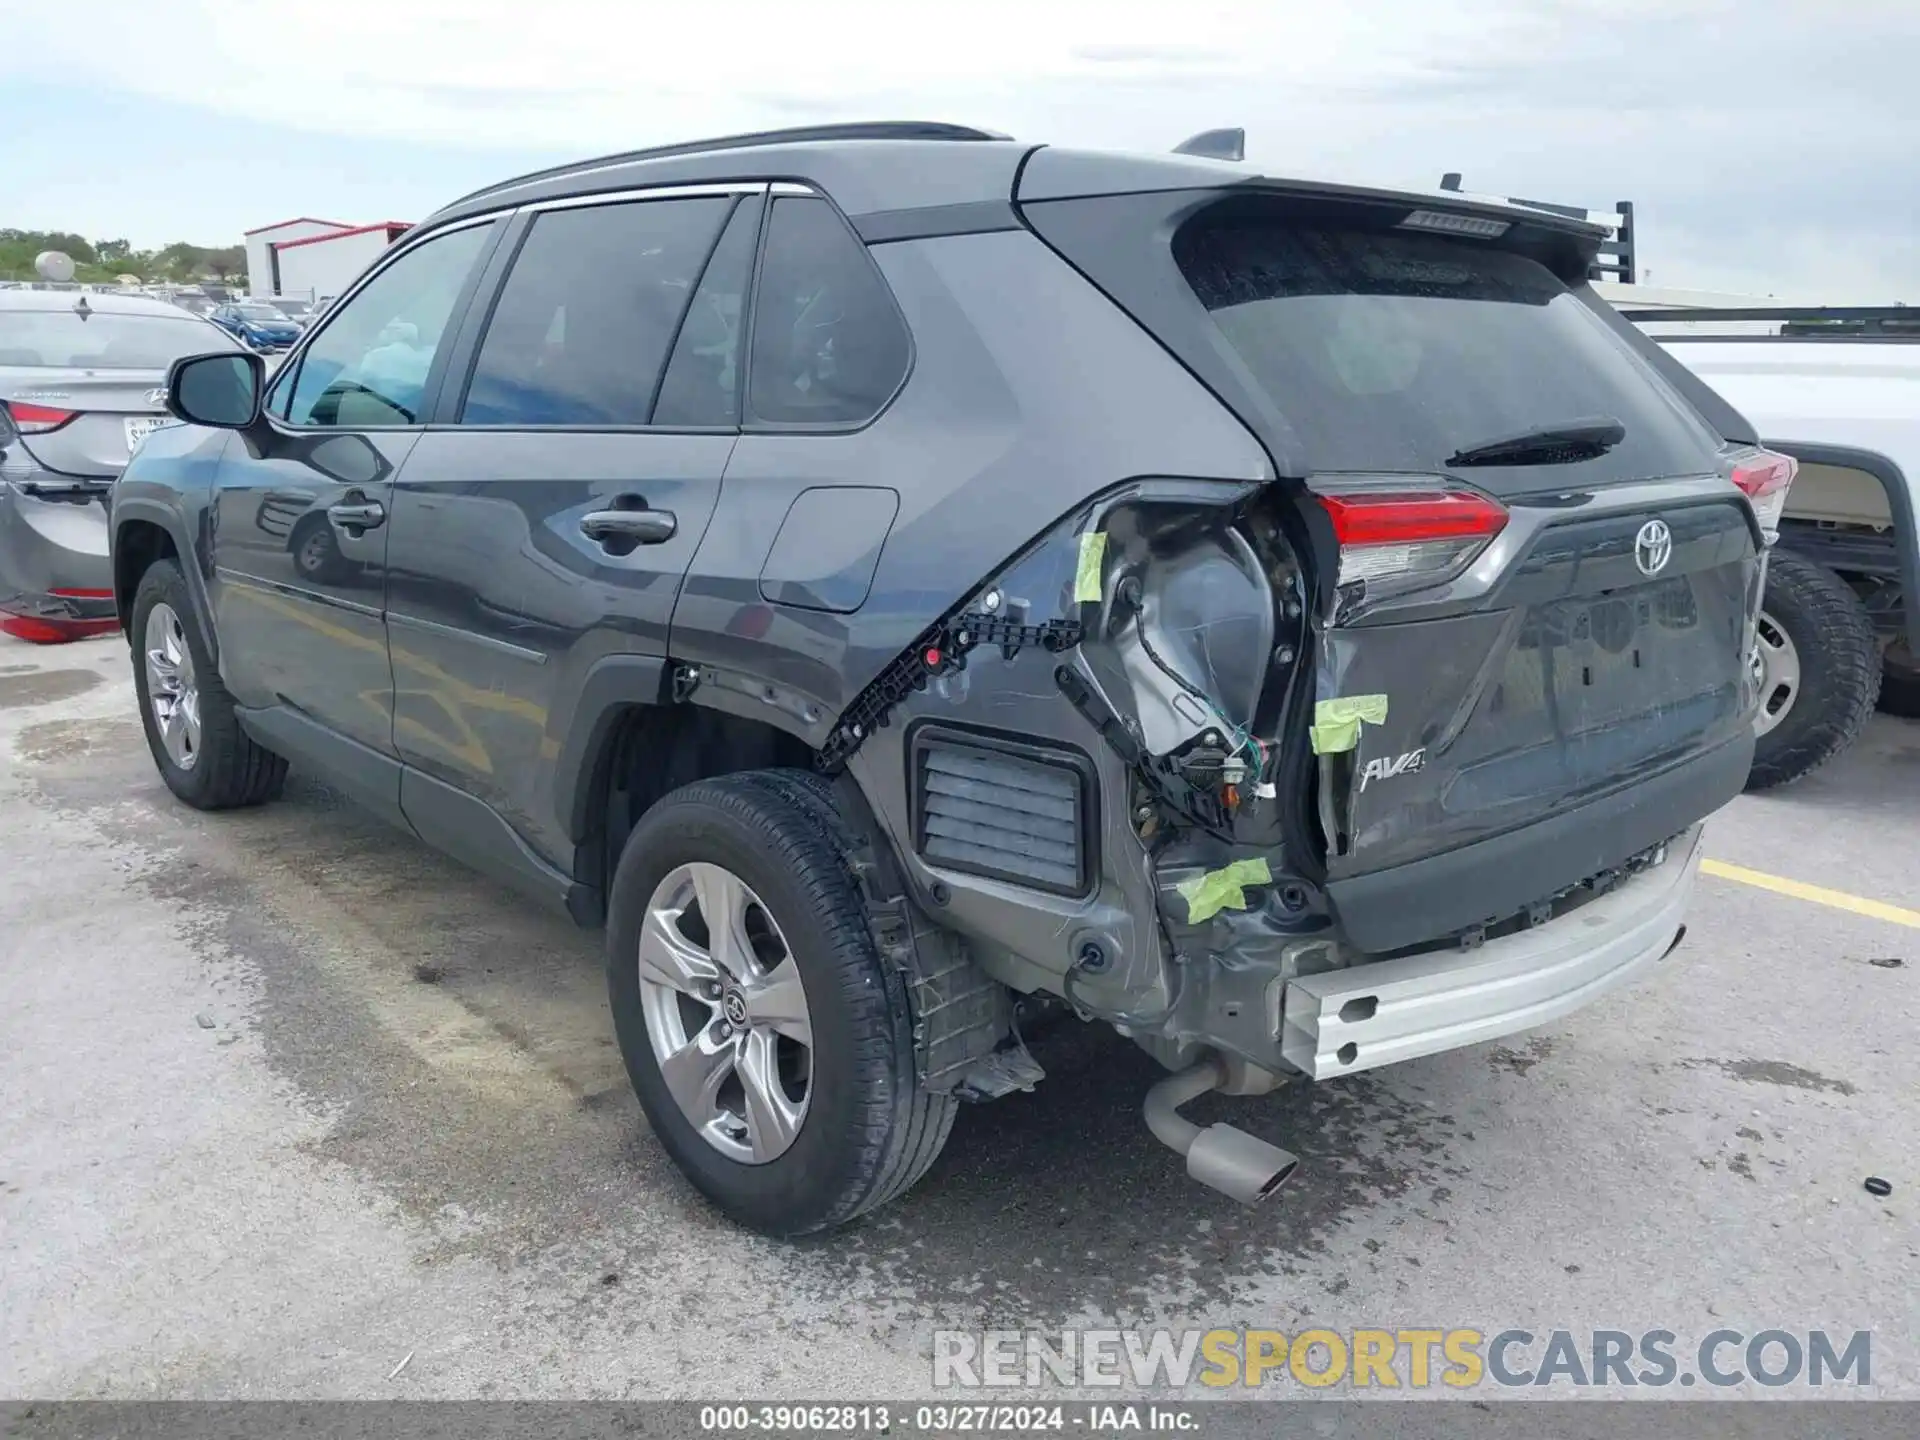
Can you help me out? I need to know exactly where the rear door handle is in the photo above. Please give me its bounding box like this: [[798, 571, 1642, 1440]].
[[326, 499, 385, 531], [581, 508, 676, 545]]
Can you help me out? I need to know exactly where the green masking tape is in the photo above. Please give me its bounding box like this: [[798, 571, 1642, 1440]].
[[1310, 693, 1389, 754], [1074, 531, 1108, 603], [1177, 857, 1274, 924]]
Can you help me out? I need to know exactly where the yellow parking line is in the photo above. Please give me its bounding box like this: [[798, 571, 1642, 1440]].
[[1701, 858, 1920, 929]]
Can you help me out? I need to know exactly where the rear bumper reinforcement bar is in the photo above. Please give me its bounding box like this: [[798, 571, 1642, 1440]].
[[1280, 825, 1703, 1079]]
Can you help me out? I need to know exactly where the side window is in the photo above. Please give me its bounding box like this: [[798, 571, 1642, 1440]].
[[746, 196, 909, 427], [652, 194, 762, 428], [460, 197, 731, 427], [284, 223, 491, 429]]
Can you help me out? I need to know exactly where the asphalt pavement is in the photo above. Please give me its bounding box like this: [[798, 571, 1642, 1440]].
[[1, 632, 1914, 1400]]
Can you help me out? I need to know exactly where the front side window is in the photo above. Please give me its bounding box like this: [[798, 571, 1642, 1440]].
[[746, 196, 910, 427], [459, 196, 732, 427], [283, 223, 491, 428]]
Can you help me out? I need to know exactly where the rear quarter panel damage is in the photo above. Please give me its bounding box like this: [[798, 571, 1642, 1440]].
[[672, 226, 1273, 1010]]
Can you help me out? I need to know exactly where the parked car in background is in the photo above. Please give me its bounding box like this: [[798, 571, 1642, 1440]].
[[116, 122, 1781, 1236], [267, 296, 317, 328], [1, 289, 241, 641], [1606, 297, 1920, 783], [209, 301, 302, 353]]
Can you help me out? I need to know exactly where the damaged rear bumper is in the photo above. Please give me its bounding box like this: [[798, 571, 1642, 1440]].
[[1279, 825, 1703, 1079], [0, 480, 117, 641]]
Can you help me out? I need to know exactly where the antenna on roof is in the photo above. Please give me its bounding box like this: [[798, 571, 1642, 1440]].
[[1173, 128, 1245, 162], [1439, 172, 1463, 191]]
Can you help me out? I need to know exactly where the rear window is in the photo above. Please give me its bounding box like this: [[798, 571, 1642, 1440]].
[[1174, 220, 1722, 486], [0, 310, 232, 369]]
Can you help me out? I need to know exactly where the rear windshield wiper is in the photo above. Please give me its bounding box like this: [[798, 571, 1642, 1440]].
[[1447, 416, 1626, 467]]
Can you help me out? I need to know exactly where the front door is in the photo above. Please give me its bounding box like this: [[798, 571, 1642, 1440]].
[[207, 220, 499, 817], [383, 189, 761, 867]]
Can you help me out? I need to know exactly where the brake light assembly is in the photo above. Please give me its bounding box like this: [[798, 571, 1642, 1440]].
[[1724, 447, 1797, 541], [2, 401, 79, 434], [1318, 487, 1509, 596]]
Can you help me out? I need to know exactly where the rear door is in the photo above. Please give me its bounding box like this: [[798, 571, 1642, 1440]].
[[382, 186, 758, 867], [207, 219, 499, 818], [1170, 213, 1759, 937]]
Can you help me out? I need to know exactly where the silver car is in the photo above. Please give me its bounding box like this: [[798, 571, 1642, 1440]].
[[0, 289, 240, 641]]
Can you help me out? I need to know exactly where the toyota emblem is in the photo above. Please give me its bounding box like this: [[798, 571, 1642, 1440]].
[[1635, 519, 1673, 576]]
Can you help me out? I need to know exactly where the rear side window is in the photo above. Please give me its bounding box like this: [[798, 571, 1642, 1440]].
[[747, 197, 909, 427], [461, 197, 731, 426], [1175, 219, 1722, 488], [653, 194, 762, 428], [0, 310, 232, 369]]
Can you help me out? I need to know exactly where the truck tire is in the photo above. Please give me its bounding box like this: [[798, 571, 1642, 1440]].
[[1746, 551, 1880, 790], [606, 772, 956, 1236], [1878, 641, 1920, 720], [130, 559, 288, 809]]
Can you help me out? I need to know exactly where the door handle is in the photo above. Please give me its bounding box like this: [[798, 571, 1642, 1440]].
[[581, 507, 676, 545], [327, 497, 386, 531]]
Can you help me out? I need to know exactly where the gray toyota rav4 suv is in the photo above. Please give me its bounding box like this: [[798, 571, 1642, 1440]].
[[111, 122, 1787, 1235]]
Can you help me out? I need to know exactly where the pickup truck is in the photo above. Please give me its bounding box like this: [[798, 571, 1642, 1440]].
[[1602, 298, 1919, 787]]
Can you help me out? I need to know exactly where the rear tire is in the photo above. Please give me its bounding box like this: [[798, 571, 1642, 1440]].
[[606, 772, 955, 1236], [1746, 551, 1880, 790], [130, 560, 287, 809]]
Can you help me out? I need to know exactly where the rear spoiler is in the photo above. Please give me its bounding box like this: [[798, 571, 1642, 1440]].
[[1439, 172, 1635, 285]]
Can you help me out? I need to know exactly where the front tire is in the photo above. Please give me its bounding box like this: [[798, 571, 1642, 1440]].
[[130, 560, 287, 809], [1746, 551, 1880, 790], [606, 772, 955, 1236]]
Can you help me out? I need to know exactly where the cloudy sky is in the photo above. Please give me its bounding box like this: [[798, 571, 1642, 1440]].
[[4, 0, 1915, 299]]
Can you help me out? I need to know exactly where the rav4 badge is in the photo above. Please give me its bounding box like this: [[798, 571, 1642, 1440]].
[[1359, 748, 1426, 791]]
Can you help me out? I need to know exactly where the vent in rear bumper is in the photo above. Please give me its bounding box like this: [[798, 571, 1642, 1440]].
[[909, 726, 1096, 897]]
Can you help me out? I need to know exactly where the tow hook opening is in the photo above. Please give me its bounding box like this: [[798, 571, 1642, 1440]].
[[1141, 1054, 1299, 1207]]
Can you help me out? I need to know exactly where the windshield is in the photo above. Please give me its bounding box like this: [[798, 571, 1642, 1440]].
[[236, 304, 290, 321], [272, 299, 311, 315], [1174, 217, 1723, 490], [0, 310, 232, 369]]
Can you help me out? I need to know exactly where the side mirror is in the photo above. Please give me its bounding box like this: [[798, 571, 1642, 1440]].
[[167, 351, 264, 429]]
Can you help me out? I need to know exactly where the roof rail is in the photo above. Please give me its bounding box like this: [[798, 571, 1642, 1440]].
[[1439, 172, 1635, 284], [1623, 305, 1918, 341], [444, 121, 1013, 211]]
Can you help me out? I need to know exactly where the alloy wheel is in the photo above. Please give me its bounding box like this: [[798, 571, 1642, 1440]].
[[144, 602, 202, 771], [636, 862, 814, 1164]]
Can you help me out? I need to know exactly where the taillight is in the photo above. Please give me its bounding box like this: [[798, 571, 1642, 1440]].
[[1319, 488, 1509, 591], [1725, 447, 1797, 541], [5, 401, 79, 433]]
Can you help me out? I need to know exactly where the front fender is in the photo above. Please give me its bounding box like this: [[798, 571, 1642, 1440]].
[[110, 427, 229, 659]]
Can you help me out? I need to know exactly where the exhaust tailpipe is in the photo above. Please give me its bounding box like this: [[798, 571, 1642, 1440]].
[[1142, 1054, 1299, 1206]]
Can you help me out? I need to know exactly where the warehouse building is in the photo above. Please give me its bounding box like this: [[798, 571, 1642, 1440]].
[[244, 218, 412, 302]]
